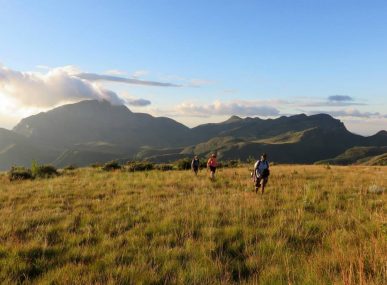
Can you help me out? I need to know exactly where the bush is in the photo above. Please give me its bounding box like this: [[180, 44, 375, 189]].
[[127, 161, 154, 172], [31, 162, 58, 178], [64, 165, 77, 171], [90, 163, 103, 168], [175, 158, 192, 170], [8, 166, 33, 181], [246, 156, 256, 164], [155, 164, 174, 171], [221, 160, 240, 168], [102, 161, 121, 171]]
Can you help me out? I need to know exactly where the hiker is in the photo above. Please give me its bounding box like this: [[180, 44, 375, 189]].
[[253, 153, 270, 194], [191, 155, 200, 175], [207, 153, 218, 180]]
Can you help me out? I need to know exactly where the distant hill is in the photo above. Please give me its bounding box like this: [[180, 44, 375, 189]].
[[0, 99, 385, 169], [191, 113, 346, 141], [316, 146, 387, 165]]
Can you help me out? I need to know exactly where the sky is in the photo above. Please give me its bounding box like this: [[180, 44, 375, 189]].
[[0, 0, 386, 135]]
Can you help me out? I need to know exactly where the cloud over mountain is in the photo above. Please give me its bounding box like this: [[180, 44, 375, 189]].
[[175, 100, 280, 117], [0, 65, 176, 109], [310, 108, 385, 118], [127, 98, 151, 107], [0, 65, 124, 107]]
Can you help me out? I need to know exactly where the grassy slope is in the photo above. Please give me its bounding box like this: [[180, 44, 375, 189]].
[[0, 166, 386, 284], [316, 146, 387, 165], [252, 129, 311, 144], [363, 153, 387, 166]]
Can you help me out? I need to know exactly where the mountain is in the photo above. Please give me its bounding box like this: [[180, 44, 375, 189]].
[[0, 99, 385, 169], [13, 100, 192, 149], [191, 113, 346, 142], [132, 115, 387, 164], [363, 130, 387, 146]]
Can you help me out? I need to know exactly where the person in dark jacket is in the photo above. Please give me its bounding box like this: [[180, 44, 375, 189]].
[[191, 155, 200, 175]]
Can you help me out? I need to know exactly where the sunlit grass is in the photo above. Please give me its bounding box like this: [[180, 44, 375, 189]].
[[0, 165, 386, 284]]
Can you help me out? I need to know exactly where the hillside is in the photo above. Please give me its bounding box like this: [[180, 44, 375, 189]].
[[0, 100, 385, 169], [316, 146, 387, 165], [0, 128, 60, 169], [363, 153, 387, 165], [166, 127, 386, 164], [136, 115, 387, 163]]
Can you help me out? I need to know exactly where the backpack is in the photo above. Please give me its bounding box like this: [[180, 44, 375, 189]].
[[255, 160, 270, 178], [192, 159, 199, 168]]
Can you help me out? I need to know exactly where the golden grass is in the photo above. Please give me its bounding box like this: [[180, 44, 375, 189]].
[[0, 165, 386, 284]]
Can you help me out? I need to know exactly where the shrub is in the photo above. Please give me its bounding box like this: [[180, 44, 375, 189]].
[[31, 162, 58, 178], [155, 164, 174, 171], [246, 155, 256, 164], [127, 161, 154, 172], [102, 161, 121, 171], [8, 166, 33, 181], [221, 160, 240, 168], [64, 165, 77, 171], [90, 163, 103, 168], [175, 158, 192, 170]]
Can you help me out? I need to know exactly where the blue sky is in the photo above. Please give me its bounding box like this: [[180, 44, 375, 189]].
[[0, 0, 386, 134]]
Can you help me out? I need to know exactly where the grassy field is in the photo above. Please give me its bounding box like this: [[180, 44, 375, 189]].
[[0, 165, 386, 284]]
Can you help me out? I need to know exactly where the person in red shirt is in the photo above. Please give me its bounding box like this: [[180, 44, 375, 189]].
[[207, 153, 218, 180]]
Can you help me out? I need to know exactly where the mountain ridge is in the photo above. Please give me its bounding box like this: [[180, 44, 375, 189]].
[[0, 99, 385, 169]]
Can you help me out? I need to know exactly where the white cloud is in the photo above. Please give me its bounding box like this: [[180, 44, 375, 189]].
[[0, 64, 179, 110], [309, 108, 385, 118], [127, 98, 151, 107], [175, 100, 280, 117], [0, 65, 124, 107], [342, 118, 387, 135], [0, 111, 20, 129]]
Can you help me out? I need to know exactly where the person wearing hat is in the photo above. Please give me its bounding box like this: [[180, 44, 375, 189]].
[[253, 153, 270, 194], [207, 153, 218, 180]]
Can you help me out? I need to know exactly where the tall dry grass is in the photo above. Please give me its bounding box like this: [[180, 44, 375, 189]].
[[0, 165, 385, 284]]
